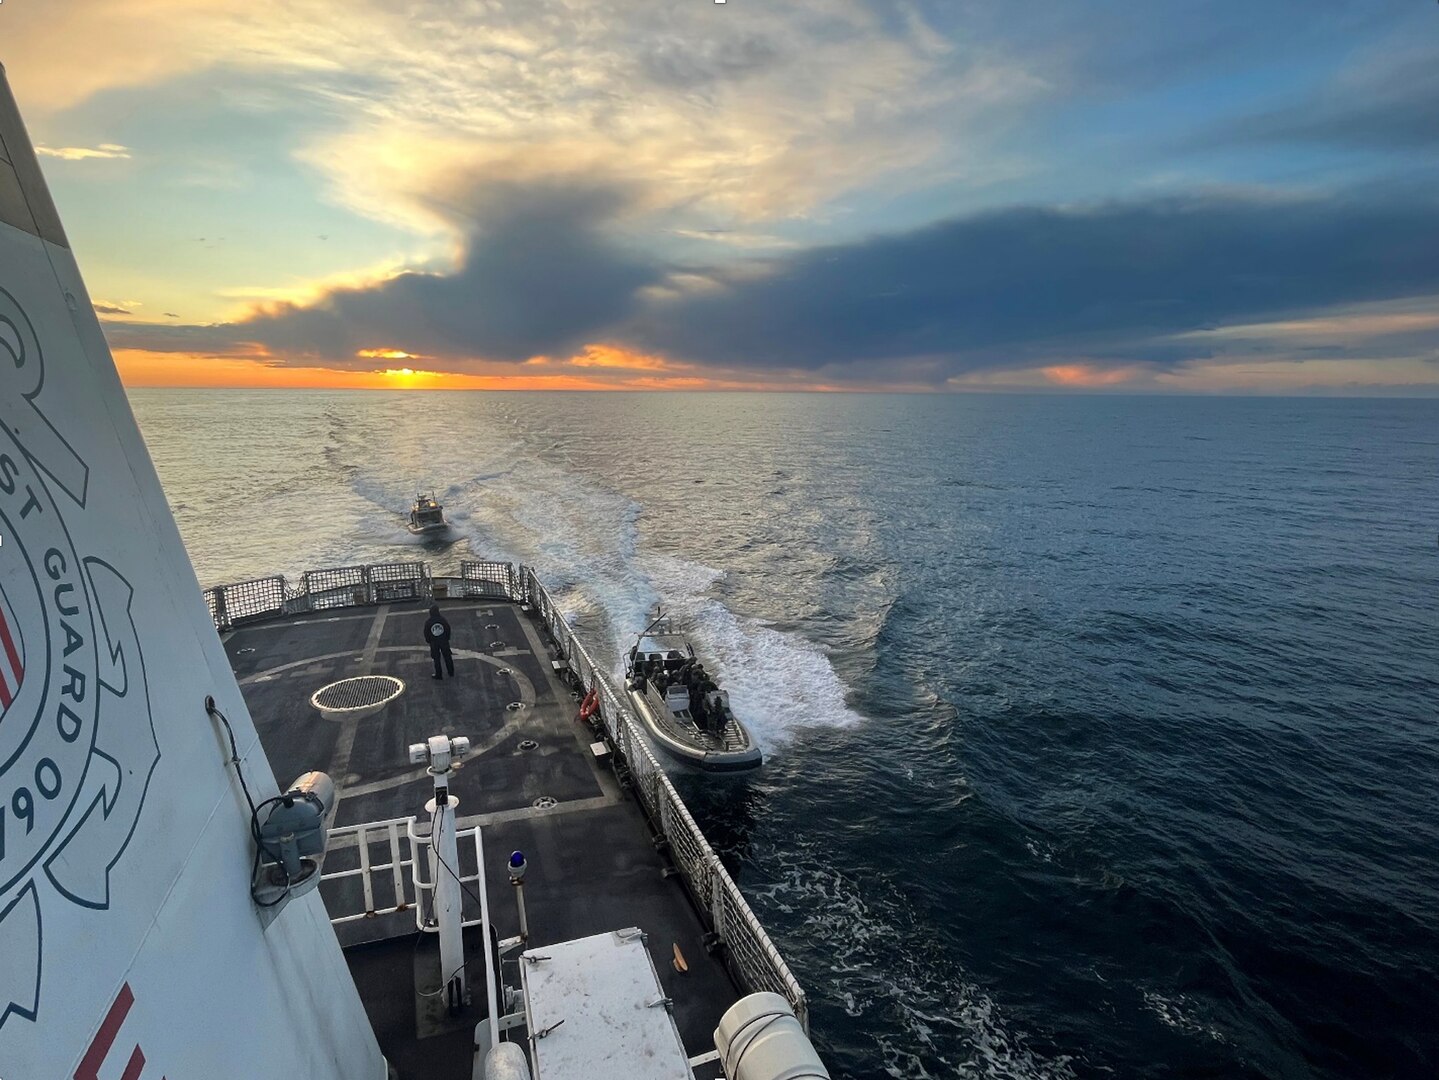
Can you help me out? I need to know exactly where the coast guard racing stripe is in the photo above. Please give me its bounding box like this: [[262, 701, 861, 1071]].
[[0, 587, 23, 712]]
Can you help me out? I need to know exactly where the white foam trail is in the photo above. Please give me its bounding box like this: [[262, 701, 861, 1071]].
[[758, 851, 1078, 1080], [1142, 991, 1228, 1044], [423, 435, 863, 749], [641, 553, 863, 748]]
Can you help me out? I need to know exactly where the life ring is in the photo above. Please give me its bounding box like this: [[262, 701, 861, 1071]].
[[578, 688, 600, 721]]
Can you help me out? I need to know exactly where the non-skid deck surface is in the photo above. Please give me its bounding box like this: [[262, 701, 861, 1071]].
[[226, 600, 732, 1080]]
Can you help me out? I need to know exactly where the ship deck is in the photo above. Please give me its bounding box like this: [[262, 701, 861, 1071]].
[[224, 599, 733, 1080]]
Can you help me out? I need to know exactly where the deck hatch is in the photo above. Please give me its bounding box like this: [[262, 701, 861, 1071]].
[[310, 675, 405, 717]]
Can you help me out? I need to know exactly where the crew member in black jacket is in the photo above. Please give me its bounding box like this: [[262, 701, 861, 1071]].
[[424, 604, 455, 680]]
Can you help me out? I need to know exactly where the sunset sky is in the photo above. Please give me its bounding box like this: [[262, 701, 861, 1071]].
[[4, 0, 1437, 393]]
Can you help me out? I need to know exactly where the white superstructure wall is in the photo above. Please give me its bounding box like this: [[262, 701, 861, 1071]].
[[0, 63, 385, 1080]]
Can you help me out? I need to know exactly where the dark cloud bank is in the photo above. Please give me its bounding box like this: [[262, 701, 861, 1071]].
[[109, 186, 1439, 380], [1216, 51, 1439, 153]]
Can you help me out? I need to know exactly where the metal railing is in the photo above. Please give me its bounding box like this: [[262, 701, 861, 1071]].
[[207, 558, 808, 1029], [321, 817, 416, 924], [405, 818, 490, 933], [370, 562, 431, 602], [205, 574, 287, 628], [303, 564, 369, 611], [458, 559, 520, 599], [203, 560, 442, 627], [322, 816, 491, 932]]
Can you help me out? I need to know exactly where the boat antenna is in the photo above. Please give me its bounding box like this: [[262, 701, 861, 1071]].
[[631, 609, 668, 657], [639, 609, 667, 640]]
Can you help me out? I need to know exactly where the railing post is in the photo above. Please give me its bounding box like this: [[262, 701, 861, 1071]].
[[710, 854, 725, 943], [358, 824, 375, 916], [388, 820, 406, 911], [658, 782, 673, 839]]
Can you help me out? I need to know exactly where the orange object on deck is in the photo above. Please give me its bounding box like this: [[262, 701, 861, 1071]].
[[578, 688, 599, 721]]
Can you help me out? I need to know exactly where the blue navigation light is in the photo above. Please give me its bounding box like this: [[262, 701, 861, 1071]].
[[510, 850, 526, 867]]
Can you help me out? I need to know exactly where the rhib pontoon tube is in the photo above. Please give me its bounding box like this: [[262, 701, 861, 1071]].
[[714, 993, 829, 1080], [480, 1042, 531, 1080]]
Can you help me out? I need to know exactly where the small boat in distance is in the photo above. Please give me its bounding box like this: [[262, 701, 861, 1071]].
[[624, 609, 762, 771], [407, 490, 449, 534]]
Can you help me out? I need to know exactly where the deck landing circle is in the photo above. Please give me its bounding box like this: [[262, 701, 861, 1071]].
[[310, 674, 405, 719]]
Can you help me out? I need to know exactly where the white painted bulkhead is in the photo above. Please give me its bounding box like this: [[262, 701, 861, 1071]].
[[0, 63, 385, 1080]]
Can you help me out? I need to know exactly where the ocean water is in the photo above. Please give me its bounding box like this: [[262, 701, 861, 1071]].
[[130, 389, 1439, 1079]]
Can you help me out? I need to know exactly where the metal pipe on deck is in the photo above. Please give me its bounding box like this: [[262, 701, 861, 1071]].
[[508, 851, 529, 943], [433, 788, 465, 1012], [411, 734, 472, 1014], [469, 818, 502, 1052]]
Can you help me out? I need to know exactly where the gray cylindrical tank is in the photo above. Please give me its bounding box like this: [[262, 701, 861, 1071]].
[[260, 771, 336, 877], [714, 992, 829, 1080]]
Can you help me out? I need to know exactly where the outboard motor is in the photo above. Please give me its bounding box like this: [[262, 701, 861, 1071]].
[[714, 993, 829, 1080]]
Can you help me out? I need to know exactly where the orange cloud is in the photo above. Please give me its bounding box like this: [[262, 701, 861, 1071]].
[[565, 343, 684, 371], [1041, 363, 1144, 387], [2, 0, 237, 112], [358, 348, 422, 360]]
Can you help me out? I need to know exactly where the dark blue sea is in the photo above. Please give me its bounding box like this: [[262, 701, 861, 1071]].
[[130, 390, 1439, 1079]]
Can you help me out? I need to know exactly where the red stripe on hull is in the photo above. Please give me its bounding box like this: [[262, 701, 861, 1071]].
[[0, 607, 22, 693], [75, 983, 135, 1080], [120, 1045, 146, 1080]]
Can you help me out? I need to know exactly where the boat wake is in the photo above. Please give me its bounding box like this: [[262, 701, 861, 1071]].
[[302, 397, 868, 752], [639, 553, 863, 748], [413, 444, 865, 750], [756, 844, 1079, 1080]]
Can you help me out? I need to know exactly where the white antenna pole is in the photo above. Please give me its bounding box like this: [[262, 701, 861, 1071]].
[[412, 734, 471, 1012]]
